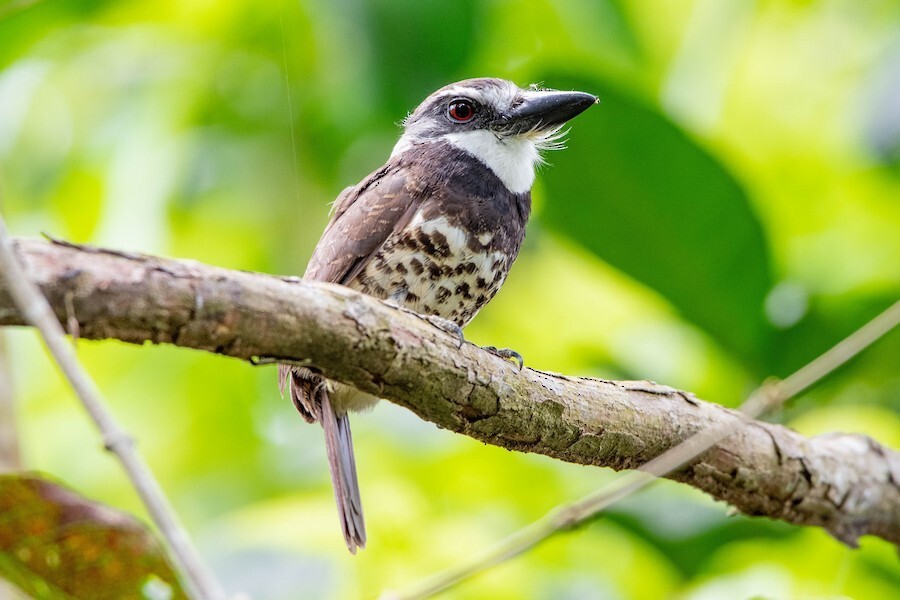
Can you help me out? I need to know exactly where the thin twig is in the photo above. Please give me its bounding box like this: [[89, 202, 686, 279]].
[[386, 300, 900, 600], [0, 216, 225, 600], [0, 333, 20, 472]]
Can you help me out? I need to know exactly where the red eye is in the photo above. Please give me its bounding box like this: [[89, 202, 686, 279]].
[[447, 99, 476, 123]]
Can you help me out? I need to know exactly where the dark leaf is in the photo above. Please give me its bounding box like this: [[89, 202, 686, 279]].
[[537, 73, 774, 367], [365, 0, 479, 113], [0, 474, 185, 600]]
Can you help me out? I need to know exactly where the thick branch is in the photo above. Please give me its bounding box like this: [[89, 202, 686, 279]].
[[2, 238, 898, 546]]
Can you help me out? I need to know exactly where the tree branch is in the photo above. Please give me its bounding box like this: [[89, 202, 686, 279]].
[[2, 238, 899, 547]]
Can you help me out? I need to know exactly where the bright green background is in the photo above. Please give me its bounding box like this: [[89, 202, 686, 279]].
[[2, 0, 899, 598]]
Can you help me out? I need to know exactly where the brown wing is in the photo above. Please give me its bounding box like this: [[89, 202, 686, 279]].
[[305, 162, 423, 285]]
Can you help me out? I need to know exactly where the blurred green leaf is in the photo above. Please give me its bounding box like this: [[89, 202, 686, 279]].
[[537, 73, 773, 368], [770, 292, 900, 380], [606, 496, 796, 579], [365, 0, 478, 112], [0, 473, 184, 600]]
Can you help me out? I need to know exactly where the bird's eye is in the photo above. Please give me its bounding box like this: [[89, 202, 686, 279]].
[[447, 99, 476, 123]]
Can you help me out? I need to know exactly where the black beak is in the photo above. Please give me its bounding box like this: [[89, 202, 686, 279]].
[[498, 90, 598, 133]]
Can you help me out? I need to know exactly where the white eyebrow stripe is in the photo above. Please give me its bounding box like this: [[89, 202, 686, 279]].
[[434, 83, 519, 109], [434, 87, 488, 105]]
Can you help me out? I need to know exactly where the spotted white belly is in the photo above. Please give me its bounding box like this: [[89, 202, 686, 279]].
[[353, 215, 511, 327]]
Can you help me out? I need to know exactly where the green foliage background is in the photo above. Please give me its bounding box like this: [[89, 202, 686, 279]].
[[2, 0, 899, 597]]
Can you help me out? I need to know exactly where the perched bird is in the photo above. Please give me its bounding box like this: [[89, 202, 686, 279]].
[[279, 78, 596, 552]]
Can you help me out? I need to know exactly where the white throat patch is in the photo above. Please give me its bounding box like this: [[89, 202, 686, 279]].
[[442, 130, 540, 194]]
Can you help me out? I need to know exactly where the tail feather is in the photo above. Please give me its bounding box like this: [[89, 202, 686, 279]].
[[321, 394, 367, 552], [280, 365, 366, 553]]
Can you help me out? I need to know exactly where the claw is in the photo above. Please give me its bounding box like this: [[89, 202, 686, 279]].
[[387, 302, 466, 348], [424, 315, 465, 348], [482, 346, 524, 370]]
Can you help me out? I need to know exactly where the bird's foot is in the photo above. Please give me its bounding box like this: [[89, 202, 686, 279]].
[[482, 346, 524, 371], [422, 314, 466, 348], [385, 302, 466, 348]]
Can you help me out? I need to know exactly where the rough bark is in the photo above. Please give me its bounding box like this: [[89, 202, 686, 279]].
[[1, 238, 898, 547]]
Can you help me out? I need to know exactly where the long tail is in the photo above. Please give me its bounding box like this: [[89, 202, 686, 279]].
[[279, 365, 367, 553], [320, 392, 366, 552]]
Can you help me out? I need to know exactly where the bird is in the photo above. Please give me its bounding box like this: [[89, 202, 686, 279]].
[[279, 77, 597, 553]]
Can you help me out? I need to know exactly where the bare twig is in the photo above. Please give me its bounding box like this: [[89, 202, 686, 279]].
[[0, 333, 20, 472], [0, 221, 224, 600], [386, 300, 900, 600]]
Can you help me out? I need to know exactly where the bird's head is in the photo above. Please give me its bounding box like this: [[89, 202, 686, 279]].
[[392, 78, 597, 194]]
